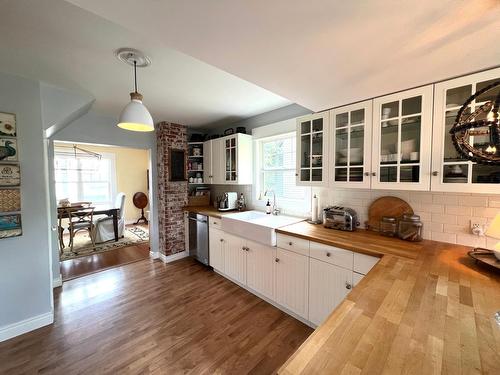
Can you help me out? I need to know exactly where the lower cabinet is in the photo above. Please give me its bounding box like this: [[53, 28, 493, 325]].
[[275, 248, 309, 320], [224, 233, 247, 284], [209, 227, 225, 273], [309, 258, 353, 326], [246, 239, 276, 300]]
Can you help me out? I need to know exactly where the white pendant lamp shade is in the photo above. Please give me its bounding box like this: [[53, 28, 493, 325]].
[[117, 92, 154, 132], [115, 48, 154, 132]]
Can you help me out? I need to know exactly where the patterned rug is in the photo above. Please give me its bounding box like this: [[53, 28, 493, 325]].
[[60, 226, 149, 261]]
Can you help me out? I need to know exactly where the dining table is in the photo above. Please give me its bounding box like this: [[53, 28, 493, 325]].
[[57, 205, 121, 242]]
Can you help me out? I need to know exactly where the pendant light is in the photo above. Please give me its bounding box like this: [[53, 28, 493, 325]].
[[115, 48, 154, 132]]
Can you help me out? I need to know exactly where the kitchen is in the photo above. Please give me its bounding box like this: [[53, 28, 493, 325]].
[[0, 1, 499, 373], [182, 66, 500, 373]]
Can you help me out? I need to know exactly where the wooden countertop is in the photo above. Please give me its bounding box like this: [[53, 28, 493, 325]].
[[183, 206, 241, 219], [278, 222, 500, 374]]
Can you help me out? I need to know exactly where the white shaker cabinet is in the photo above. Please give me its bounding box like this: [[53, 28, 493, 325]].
[[208, 227, 225, 273], [431, 67, 500, 194], [330, 100, 373, 188], [203, 138, 224, 184], [309, 258, 353, 326], [296, 112, 329, 186], [224, 232, 247, 284], [246, 240, 276, 300], [275, 248, 309, 320], [372, 85, 434, 191]]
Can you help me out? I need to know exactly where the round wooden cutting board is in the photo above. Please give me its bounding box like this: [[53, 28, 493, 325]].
[[366, 196, 414, 231]]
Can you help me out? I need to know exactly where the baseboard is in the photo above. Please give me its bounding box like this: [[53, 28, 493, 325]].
[[149, 251, 159, 259], [0, 311, 53, 342], [158, 250, 189, 263], [52, 273, 62, 288]]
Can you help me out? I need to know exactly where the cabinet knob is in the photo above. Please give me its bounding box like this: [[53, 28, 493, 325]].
[[288, 242, 293, 246], [345, 282, 352, 290], [432, 171, 438, 176], [220, 239, 224, 242], [326, 252, 331, 257], [371, 172, 376, 176], [295, 173, 298, 177], [364, 172, 370, 176], [275, 258, 280, 263]]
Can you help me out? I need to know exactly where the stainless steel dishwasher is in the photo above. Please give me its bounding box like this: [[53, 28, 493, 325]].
[[188, 212, 209, 265]]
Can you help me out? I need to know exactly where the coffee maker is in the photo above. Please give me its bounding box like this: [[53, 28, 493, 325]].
[[218, 192, 238, 211]]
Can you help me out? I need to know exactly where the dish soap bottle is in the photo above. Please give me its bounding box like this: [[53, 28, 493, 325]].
[[266, 199, 271, 214]]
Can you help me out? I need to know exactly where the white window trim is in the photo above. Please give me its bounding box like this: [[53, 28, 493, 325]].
[[254, 132, 311, 217], [54, 151, 117, 208]]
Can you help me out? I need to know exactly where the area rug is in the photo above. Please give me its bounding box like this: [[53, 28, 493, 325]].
[[60, 226, 149, 261]]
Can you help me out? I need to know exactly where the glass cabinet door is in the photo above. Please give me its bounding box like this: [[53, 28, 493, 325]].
[[296, 113, 329, 185], [372, 85, 433, 190], [431, 67, 500, 193], [224, 136, 237, 182], [330, 100, 372, 188]]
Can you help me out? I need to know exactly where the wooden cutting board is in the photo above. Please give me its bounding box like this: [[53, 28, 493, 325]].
[[366, 196, 413, 232]]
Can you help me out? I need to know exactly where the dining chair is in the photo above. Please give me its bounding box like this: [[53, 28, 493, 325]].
[[57, 208, 66, 254], [67, 207, 96, 253]]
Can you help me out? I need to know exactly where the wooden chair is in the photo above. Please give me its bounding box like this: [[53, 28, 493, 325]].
[[67, 207, 96, 253], [57, 208, 67, 254]]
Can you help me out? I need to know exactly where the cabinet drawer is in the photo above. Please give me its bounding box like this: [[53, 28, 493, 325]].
[[353, 252, 379, 275], [209, 216, 222, 230], [309, 241, 353, 270], [276, 234, 309, 256]]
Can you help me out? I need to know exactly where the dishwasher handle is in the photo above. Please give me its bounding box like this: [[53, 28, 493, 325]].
[[188, 213, 208, 223]]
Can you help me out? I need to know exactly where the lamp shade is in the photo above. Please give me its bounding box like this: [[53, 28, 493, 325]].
[[485, 213, 500, 239], [117, 93, 154, 132]]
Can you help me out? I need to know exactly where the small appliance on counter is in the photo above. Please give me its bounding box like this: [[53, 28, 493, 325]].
[[218, 192, 238, 211], [323, 206, 359, 231]]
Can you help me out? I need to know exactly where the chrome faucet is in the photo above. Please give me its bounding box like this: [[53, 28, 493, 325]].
[[264, 189, 280, 215]]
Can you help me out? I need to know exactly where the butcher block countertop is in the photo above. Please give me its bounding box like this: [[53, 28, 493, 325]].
[[183, 206, 241, 219], [277, 222, 500, 374]]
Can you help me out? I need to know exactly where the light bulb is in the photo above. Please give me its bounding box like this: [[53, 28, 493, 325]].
[[485, 145, 497, 154]]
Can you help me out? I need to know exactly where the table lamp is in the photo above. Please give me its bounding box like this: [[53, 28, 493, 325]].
[[485, 213, 500, 260]]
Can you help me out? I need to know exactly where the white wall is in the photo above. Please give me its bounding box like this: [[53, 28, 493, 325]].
[[0, 72, 53, 341], [49, 110, 160, 276]]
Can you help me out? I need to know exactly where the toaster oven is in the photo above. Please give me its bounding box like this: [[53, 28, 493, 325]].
[[323, 206, 359, 231]]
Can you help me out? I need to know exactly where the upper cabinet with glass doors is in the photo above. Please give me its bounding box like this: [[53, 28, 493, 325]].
[[296, 112, 329, 186], [372, 85, 433, 190], [222, 133, 253, 185], [330, 100, 372, 188], [431, 67, 500, 193]]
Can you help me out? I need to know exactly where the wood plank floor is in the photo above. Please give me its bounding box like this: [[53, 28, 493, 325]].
[[0, 258, 312, 374], [60, 242, 150, 281]]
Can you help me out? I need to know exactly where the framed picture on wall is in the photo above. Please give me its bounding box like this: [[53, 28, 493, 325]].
[[0, 164, 20, 187], [0, 138, 18, 162], [0, 188, 21, 212], [0, 112, 16, 137], [0, 213, 22, 239]]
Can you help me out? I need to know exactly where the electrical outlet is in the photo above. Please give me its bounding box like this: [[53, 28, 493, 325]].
[[470, 221, 484, 236]]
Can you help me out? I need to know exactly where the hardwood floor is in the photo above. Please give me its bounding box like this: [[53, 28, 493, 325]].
[[0, 258, 312, 374], [60, 242, 150, 281]]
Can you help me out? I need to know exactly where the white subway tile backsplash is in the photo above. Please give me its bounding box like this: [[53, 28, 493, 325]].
[[456, 234, 486, 248], [431, 213, 458, 225], [472, 207, 499, 219], [458, 195, 488, 207], [419, 203, 445, 214], [431, 232, 456, 244], [445, 205, 472, 216], [488, 197, 500, 208], [432, 194, 458, 205], [409, 192, 433, 204], [443, 223, 466, 234]]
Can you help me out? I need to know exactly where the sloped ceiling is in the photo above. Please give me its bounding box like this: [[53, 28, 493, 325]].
[[66, 0, 500, 112], [0, 0, 291, 128]]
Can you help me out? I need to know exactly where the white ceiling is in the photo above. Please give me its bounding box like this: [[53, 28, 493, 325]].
[[66, 0, 500, 112], [0, 0, 291, 127]]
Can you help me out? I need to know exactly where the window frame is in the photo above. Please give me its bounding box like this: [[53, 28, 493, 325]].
[[255, 132, 311, 215], [54, 151, 117, 208]]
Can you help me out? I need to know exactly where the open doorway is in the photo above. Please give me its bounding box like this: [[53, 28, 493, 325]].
[[53, 141, 151, 281]]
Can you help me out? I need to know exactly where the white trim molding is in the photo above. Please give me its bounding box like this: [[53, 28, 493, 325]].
[[53, 273, 62, 288], [158, 250, 189, 263], [149, 251, 159, 259], [0, 312, 54, 342]]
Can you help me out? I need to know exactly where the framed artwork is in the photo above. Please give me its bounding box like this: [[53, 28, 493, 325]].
[[0, 164, 20, 187], [0, 188, 21, 212], [0, 138, 18, 162], [0, 214, 22, 239], [0, 112, 16, 137]]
